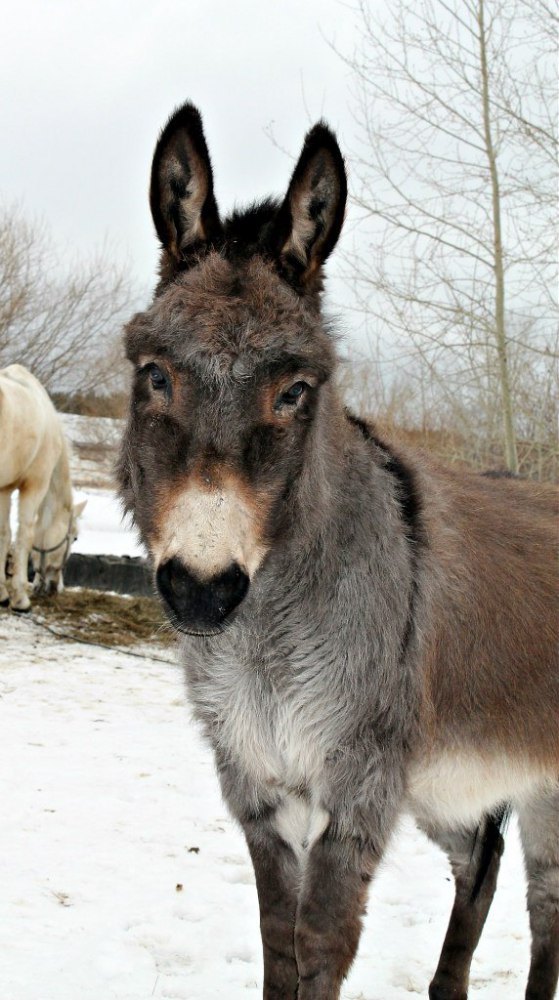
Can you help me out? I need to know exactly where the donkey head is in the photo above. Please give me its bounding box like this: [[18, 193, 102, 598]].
[[119, 103, 347, 635]]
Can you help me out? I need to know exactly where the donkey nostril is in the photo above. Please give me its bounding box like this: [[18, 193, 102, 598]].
[[169, 571, 187, 598], [213, 564, 248, 610], [156, 558, 249, 631]]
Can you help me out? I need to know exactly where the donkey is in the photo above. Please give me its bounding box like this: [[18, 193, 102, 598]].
[[118, 103, 559, 999], [0, 364, 85, 611]]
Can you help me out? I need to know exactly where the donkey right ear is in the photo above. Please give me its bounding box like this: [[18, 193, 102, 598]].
[[150, 103, 222, 269]]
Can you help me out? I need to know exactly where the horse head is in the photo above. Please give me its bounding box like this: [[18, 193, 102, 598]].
[[31, 498, 87, 595]]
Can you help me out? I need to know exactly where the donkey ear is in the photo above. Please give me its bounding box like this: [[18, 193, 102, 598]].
[[272, 123, 347, 289], [150, 103, 222, 268]]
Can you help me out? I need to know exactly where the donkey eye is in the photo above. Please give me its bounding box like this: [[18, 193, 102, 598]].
[[276, 381, 308, 409], [147, 364, 169, 391]]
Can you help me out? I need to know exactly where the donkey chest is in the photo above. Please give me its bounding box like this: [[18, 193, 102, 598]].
[[188, 648, 333, 792], [197, 651, 334, 858]]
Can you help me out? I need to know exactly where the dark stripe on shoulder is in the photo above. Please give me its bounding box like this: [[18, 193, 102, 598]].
[[345, 411, 373, 443], [345, 409, 423, 544], [345, 409, 426, 663]]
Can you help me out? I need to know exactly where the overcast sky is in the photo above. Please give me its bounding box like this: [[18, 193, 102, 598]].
[[1, 0, 382, 350]]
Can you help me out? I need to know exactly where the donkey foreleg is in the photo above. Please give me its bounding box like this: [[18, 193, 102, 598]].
[[294, 832, 376, 1000], [419, 814, 506, 1000], [241, 798, 388, 1000], [243, 815, 300, 1000]]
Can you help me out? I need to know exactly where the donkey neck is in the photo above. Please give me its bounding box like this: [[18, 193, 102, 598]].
[[282, 393, 369, 559]]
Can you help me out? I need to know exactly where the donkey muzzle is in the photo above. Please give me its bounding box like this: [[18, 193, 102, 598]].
[[156, 557, 249, 634]]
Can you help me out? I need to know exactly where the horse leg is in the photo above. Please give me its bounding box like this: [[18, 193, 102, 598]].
[[419, 813, 506, 1000], [0, 489, 12, 606], [517, 785, 559, 1000], [10, 483, 45, 611]]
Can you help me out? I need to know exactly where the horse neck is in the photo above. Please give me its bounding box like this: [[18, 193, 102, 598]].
[[37, 439, 73, 532]]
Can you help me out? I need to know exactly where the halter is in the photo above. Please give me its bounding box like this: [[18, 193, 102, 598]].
[[31, 520, 73, 580]]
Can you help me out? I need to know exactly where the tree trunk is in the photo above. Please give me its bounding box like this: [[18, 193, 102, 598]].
[[478, 0, 519, 473]]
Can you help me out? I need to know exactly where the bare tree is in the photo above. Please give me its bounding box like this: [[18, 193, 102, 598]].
[[0, 203, 137, 397], [340, 0, 558, 474]]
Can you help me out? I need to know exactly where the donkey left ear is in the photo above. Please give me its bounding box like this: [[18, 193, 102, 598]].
[[272, 123, 347, 289], [150, 103, 222, 271]]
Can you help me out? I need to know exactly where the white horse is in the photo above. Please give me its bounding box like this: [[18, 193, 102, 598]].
[[0, 364, 85, 611]]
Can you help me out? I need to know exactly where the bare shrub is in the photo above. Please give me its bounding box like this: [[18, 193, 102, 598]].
[[0, 203, 137, 397]]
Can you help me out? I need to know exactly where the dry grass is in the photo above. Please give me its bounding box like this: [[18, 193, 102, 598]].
[[31, 589, 174, 649]]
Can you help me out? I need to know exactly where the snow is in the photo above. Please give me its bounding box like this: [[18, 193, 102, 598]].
[[0, 485, 534, 998], [72, 488, 145, 558]]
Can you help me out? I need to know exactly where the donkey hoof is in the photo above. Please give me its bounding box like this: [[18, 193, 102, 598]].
[[0, 597, 9, 608]]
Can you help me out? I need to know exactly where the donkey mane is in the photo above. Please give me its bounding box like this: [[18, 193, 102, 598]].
[[222, 198, 281, 255], [157, 198, 281, 287]]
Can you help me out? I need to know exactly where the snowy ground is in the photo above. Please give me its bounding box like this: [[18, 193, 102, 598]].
[[72, 488, 145, 559], [1, 465, 533, 998]]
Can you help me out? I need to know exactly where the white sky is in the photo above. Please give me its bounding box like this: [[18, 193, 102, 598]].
[[0, 0, 382, 349]]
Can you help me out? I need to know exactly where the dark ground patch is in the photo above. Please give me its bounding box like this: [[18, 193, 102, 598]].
[[31, 589, 174, 650]]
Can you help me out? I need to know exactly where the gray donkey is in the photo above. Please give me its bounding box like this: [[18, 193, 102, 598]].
[[118, 103, 559, 999]]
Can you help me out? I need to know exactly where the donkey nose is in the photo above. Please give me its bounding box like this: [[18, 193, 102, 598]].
[[156, 558, 249, 632]]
